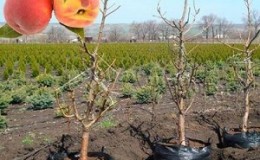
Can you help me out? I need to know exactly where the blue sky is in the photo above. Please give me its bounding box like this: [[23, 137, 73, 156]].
[[0, 0, 259, 24]]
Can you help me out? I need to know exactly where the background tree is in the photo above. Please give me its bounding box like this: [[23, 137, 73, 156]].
[[215, 17, 233, 39], [130, 22, 142, 40], [158, 22, 176, 41], [200, 14, 217, 41], [140, 22, 149, 41], [108, 25, 124, 42], [47, 25, 68, 43], [146, 20, 159, 41]]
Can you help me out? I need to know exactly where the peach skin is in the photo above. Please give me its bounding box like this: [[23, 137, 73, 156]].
[[4, 0, 53, 35], [54, 0, 100, 28]]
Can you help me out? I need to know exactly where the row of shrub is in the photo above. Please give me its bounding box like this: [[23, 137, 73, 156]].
[[0, 69, 86, 117], [1, 60, 260, 129], [119, 60, 260, 104], [1, 60, 259, 111], [1, 43, 260, 80]]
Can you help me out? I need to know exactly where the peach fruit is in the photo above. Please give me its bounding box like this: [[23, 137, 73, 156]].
[[4, 0, 53, 35], [54, 0, 99, 28]]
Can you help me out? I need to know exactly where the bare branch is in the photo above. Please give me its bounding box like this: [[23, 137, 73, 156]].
[[70, 91, 85, 121], [233, 65, 246, 86], [157, 2, 180, 31], [106, 5, 121, 18], [180, 0, 189, 24], [217, 39, 244, 52], [164, 74, 177, 105], [183, 7, 191, 28], [184, 97, 195, 114], [248, 29, 260, 48]]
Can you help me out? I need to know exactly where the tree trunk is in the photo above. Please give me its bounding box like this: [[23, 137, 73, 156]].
[[242, 56, 253, 133], [178, 98, 186, 146], [177, 29, 186, 146], [80, 129, 90, 160], [242, 89, 250, 132]]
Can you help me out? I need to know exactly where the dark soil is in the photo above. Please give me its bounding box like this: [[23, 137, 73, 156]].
[[0, 87, 260, 160]]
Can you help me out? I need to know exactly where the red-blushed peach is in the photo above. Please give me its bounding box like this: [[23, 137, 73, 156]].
[[4, 0, 53, 35], [54, 0, 99, 28]]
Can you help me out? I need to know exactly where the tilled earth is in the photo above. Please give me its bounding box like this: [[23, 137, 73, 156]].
[[0, 87, 260, 160]]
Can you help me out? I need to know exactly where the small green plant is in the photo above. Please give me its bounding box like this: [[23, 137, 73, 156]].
[[11, 70, 26, 84], [205, 83, 218, 96], [202, 65, 219, 95], [31, 63, 40, 78], [24, 84, 38, 96], [26, 88, 55, 110], [1, 80, 17, 91], [105, 69, 117, 82], [134, 86, 152, 104], [164, 62, 176, 75], [99, 117, 117, 129], [148, 73, 166, 94], [142, 63, 164, 76], [151, 64, 164, 76], [121, 83, 134, 98], [120, 69, 137, 83], [196, 67, 206, 83], [254, 67, 260, 77], [36, 73, 56, 87], [3, 68, 10, 80], [0, 93, 12, 112], [11, 87, 27, 104], [226, 79, 241, 92], [142, 63, 155, 76], [0, 116, 7, 129], [22, 132, 35, 149]]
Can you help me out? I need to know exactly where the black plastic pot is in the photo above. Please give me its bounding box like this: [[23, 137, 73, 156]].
[[153, 143, 211, 160], [223, 131, 260, 149], [48, 151, 114, 160]]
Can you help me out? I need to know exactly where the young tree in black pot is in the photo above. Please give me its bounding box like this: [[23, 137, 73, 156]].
[[155, 0, 212, 159], [220, 0, 260, 149]]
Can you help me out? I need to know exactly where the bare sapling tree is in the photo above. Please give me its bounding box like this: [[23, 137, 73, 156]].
[[157, 0, 200, 146], [221, 0, 260, 133], [56, 0, 120, 160]]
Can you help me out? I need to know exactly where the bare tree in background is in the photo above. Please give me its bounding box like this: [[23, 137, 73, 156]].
[[47, 26, 68, 43], [200, 14, 217, 41], [108, 25, 124, 42], [140, 22, 149, 41], [145, 20, 159, 41], [215, 17, 233, 39], [130, 22, 142, 40], [158, 22, 173, 41], [131, 21, 160, 41], [158, 0, 200, 146]]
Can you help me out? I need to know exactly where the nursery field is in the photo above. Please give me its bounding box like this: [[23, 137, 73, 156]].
[[1, 43, 260, 80], [0, 43, 260, 160]]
